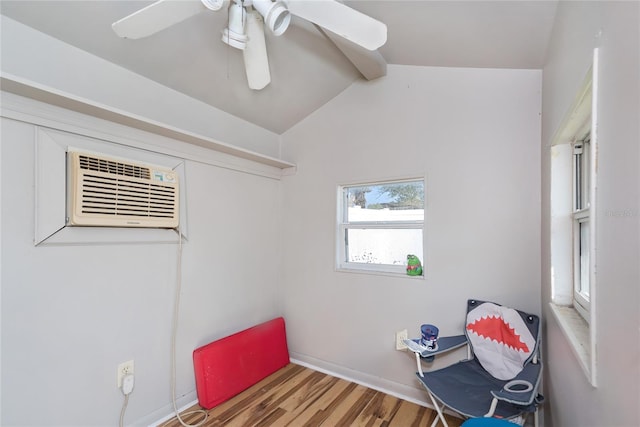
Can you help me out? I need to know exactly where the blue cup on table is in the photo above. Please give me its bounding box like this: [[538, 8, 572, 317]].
[[420, 324, 439, 351]]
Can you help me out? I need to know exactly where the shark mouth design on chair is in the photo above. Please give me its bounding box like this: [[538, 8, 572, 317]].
[[466, 302, 536, 380], [467, 315, 530, 352]]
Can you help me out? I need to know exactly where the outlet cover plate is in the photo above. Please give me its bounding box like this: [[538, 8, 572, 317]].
[[396, 329, 408, 350], [117, 360, 134, 388]]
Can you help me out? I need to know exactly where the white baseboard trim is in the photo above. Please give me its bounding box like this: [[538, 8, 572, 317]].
[[144, 394, 199, 427]]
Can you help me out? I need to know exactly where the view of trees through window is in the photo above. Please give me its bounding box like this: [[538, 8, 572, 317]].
[[347, 181, 424, 212]]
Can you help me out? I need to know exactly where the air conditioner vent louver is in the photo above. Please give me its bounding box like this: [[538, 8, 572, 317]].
[[79, 154, 151, 179], [67, 151, 179, 228]]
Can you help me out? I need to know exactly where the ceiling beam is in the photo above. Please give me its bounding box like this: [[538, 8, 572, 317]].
[[318, 27, 387, 81]]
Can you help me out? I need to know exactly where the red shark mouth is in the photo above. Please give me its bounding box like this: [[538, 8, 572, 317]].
[[467, 316, 530, 352]]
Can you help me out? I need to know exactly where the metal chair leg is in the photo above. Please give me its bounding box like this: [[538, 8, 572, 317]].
[[427, 391, 449, 427]]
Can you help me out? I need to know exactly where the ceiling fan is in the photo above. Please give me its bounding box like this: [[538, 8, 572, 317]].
[[112, 0, 387, 90]]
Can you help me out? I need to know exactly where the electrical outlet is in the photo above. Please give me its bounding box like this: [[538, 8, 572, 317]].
[[396, 329, 408, 350], [117, 360, 134, 388]]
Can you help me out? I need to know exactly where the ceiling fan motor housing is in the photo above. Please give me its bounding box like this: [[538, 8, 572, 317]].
[[222, 1, 248, 50]]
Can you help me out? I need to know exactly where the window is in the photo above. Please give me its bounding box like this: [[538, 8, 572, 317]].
[[549, 50, 598, 386], [550, 72, 594, 319], [573, 138, 591, 320], [337, 179, 424, 275]]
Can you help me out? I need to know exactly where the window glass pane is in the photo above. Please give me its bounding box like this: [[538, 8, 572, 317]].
[[579, 221, 590, 299], [574, 151, 583, 210], [346, 181, 424, 222], [346, 228, 423, 265], [574, 140, 591, 211]]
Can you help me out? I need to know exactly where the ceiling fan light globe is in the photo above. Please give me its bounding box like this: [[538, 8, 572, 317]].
[[253, 0, 290, 36], [268, 4, 290, 36], [201, 0, 225, 11]]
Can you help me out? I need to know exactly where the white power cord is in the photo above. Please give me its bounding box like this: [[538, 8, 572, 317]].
[[118, 228, 206, 427], [119, 374, 134, 427], [166, 228, 208, 427]]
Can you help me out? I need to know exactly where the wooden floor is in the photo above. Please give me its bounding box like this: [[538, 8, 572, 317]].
[[162, 363, 463, 427]]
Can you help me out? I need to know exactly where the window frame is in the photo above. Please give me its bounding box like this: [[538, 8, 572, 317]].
[[336, 178, 425, 277]]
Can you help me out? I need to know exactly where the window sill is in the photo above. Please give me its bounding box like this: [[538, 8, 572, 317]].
[[549, 303, 596, 386], [336, 267, 425, 280]]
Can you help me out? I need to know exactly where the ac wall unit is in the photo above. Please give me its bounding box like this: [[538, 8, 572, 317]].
[[67, 151, 179, 228]]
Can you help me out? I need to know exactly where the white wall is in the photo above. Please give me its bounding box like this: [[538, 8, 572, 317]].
[[0, 15, 281, 158], [279, 64, 542, 403], [541, 1, 640, 426], [1, 20, 287, 424], [0, 111, 283, 425]]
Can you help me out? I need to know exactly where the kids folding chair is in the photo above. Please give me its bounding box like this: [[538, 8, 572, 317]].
[[405, 299, 544, 427]]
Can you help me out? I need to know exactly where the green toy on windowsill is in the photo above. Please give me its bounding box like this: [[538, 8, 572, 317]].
[[406, 254, 423, 276]]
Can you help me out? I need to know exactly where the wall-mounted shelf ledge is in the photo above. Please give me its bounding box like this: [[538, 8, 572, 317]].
[[0, 74, 295, 170]]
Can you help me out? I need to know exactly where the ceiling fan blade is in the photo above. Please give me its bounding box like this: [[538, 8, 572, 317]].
[[286, 0, 387, 51], [243, 10, 271, 90], [112, 0, 207, 39]]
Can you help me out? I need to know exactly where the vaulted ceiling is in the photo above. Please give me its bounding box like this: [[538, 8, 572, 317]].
[[1, 1, 558, 134]]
